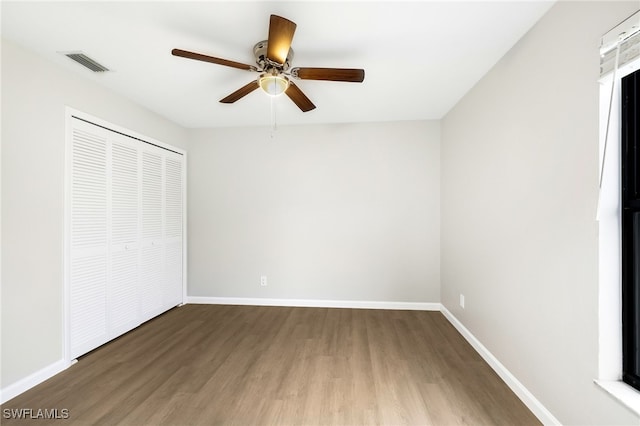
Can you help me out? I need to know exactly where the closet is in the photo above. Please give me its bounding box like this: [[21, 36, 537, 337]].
[[66, 114, 185, 359]]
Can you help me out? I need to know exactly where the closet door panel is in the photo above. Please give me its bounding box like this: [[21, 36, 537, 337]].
[[140, 149, 165, 321], [109, 136, 140, 336], [110, 249, 139, 334], [163, 155, 183, 307], [70, 254, 108, 358], [110, 139, 139, 246], [164, 156, 182, 240], [164, 241, 182, 307], [69, 124, 109, 358], [141, 150, 163, 241], [140, 244, 163, 319], [70, 127, 108, 249]]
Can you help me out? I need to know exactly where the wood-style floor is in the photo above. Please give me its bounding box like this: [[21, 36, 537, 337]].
[[2, 305, 540, 425]]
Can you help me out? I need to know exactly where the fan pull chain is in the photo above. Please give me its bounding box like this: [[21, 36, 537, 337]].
[[270, 96, 278, 139]]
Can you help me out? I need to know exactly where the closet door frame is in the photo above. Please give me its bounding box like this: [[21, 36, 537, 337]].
[[64, 108, 187, 363]]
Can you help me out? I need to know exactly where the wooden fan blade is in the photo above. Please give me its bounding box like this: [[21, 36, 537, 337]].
[[172, 48, 255, 71], [220, 80, 259, 103], [292, 67, 365, 83], [285, 82, 316, 112], [267, 15, 297, 65]]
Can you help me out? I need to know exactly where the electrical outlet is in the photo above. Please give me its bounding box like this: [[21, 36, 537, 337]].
[[460, 294, 465, 309], [260, 276, 268, 287]]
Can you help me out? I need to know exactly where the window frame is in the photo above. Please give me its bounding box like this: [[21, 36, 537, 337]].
[[596, 54, 640, 416]]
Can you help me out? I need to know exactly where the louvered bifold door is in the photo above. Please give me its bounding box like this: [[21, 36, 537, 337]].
[[69, 121, 110, 359], [139, 147, 165, 322], [163, 153, 183, 308], [109, 134, 140, 337], [68, 114, 185, 359]]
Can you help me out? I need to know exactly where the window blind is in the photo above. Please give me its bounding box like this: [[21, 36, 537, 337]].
[[600, 10, 640, 77]]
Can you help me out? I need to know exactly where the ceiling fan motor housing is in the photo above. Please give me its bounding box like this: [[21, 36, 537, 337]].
[[253, 40, 294, 71]]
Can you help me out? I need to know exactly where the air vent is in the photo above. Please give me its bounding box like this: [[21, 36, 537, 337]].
[[64, 52, 110, 72]]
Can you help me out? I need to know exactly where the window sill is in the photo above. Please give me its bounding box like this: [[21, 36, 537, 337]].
[[595, 379, 640, 416]]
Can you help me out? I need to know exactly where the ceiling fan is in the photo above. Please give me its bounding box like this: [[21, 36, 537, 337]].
[[172, 14, 365, 112]]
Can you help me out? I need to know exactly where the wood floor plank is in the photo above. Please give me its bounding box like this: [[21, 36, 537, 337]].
[[1, 305, 540, 425]]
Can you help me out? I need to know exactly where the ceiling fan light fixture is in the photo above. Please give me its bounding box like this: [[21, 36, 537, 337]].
[[259, 74, 289, 96]]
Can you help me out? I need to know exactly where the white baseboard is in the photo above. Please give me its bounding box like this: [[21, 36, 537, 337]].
[[440, 306, 561, 426], [187, 296, 441, 311], [0, 359, 70, 404]]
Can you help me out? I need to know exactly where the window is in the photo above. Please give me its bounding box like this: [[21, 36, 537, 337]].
[[595, 9, 640, 415], [622, 68, 640, 391]]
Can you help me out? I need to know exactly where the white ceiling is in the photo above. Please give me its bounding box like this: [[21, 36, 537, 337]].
[[1, 1, 554, 129]]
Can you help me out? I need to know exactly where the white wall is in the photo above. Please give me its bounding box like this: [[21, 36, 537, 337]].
[[188, 121, 440, 303], [441, 2, 640, 424], [1, 38, 188, 389]]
